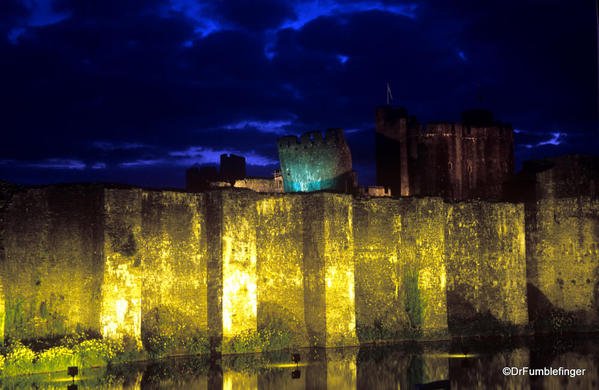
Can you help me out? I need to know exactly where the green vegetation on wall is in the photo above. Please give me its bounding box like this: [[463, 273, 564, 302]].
[[403, 266, 427, 332], [108, 223, 138, 258], [5, 296, 67, 341], [223, 329, 294, 354], [141, 305, 209, 358], [2, 184, 598, 377]]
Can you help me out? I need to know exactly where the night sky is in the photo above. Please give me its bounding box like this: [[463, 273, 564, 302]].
[[1, 0, 597, 189]]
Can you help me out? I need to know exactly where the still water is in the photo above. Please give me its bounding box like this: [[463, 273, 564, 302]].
[[4, 334, 599, 389]]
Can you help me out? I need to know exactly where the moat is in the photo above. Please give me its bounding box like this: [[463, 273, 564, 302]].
[[2, 334, 597, 389]]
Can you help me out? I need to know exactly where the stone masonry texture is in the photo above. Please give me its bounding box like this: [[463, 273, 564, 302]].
[[0, 183, 596, 352]]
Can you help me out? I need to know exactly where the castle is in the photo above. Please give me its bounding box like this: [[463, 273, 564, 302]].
[[276, 128, 357, 193], [0, 106, 597, 363], [375, 106, 514, 200], [274, 106, 513, 200], [0, 164, 597, 353], [186, 154, 284, 193], [186, 153, 247, 191]]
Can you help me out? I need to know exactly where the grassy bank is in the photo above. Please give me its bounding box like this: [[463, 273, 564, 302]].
[[0, 328, 294, 379], [0, 334, 142, 378]]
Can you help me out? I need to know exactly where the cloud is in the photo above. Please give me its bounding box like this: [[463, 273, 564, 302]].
[[7, 27, 25, 44], [28, 0, 71, 27], [515, 129, 567, 149], [536, 132, 564, 147], [3, 0, 71, 45], [0, 0, 596, 188], [11, 158, 87, 170], [223, 118, 296, 134], [120, 159, 163, 168], [281, 0, 418, 30], [167, 0, 227, 37], [91, 162, 107, 169], [112, 142, 280, 171], [214, 0, 296, 31], [169, 146, 278, 167], [93, 141, 149, 151], [336, 54, 349, 64]]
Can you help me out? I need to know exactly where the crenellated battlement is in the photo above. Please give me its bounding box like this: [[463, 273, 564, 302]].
[[375, 105, 409, 122], [424, 122, 459, 135], [376, 105, 514, 200], [418, 121, 512, 138], [276, 135, 299, 148], [1, 180, 597, 354], [277, 128, 346, 150], [277, 128, 353, 192]]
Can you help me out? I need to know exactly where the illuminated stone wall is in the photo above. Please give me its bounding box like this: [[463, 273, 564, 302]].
[[101, 189, 143, 344], [220, 191, 259, 344], [318, 193, 357, 346], [4, 183, 590, 354], [0, 276, 4, 344], [526, 197, 599, 328], [233, 178, 284, 193], [353, 197, 448, 340], [255, 192, 357, 348], [0, 186, 105, 340], [140, 191, 208, 351], [0, 181, 16, 344], [256, 194, 308, 345], [504, 156, 599, 331], [445, 201, 528, 331], [208, 191, 357, 349]]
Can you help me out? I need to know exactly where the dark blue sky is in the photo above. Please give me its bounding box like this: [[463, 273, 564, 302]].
[[1, 0, 597, 188]]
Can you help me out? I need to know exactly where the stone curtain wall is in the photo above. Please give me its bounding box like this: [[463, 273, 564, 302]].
[[220, 191, 259, 345], [319, 194, 356, 346], [396, 198, 448, 334], [1, 185, 105, 340], [101, 189, 143, 344], [140, 191, 208, 354], [233, 178, 284, 193], [0, 279, 3, 344], [0, 184, 556, 352], [256, 195, 308, 346], [526, 197, 599, 329], [204, 191, 357, 351], [445, 201, 528, 332], [353, 197, 448, 341]]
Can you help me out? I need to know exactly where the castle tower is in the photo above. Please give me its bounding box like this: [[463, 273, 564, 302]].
[[460, 109, 514, 199], [277, 129, 354, 192], [220, 154, 246, 184], [374, 106, 514, 200], [375, 106, 419, 196]]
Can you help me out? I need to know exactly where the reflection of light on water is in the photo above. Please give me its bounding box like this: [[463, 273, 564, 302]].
[[224, 371, 257, 390], [266, 363, 309, 368], [46, 376, 92, 382], [424, 353, 479, 358]]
